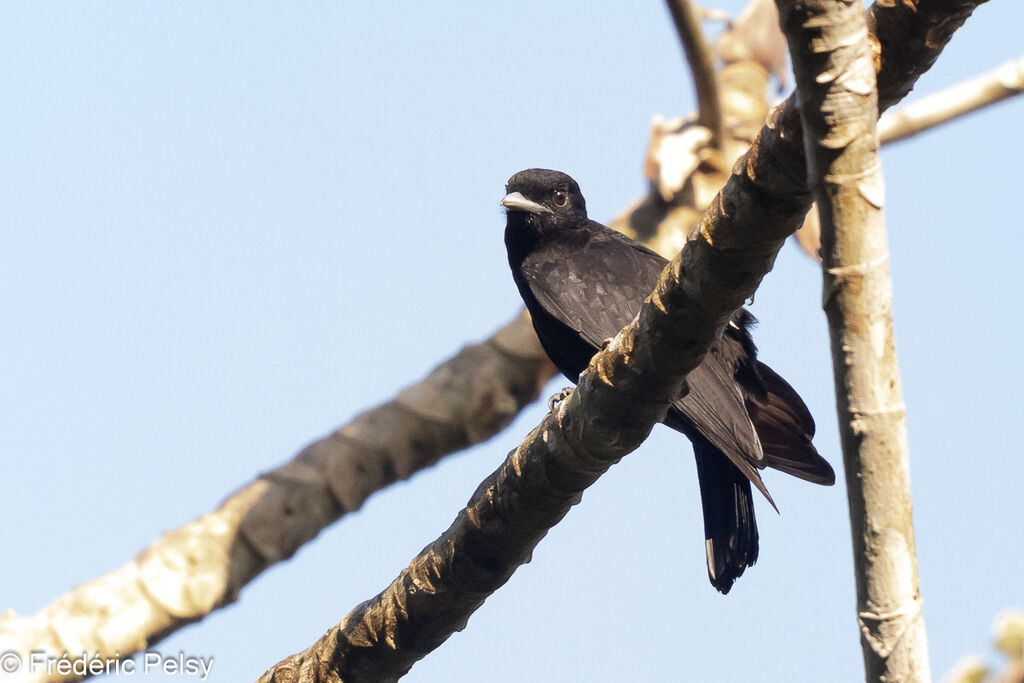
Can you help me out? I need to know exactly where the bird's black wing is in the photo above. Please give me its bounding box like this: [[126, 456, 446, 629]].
[[520, 227, 665, 351], [521, 225, 773, 504], [745, 361, 835, 485]]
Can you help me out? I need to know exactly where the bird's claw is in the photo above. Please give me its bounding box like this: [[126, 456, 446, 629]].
[[548, 387, 573, 412]]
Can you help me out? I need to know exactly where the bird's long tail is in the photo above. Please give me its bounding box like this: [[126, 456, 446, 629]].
[[694, 438, 759, 594]]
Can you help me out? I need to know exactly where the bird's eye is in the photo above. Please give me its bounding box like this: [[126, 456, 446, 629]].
[[553, 190, 568, 207]]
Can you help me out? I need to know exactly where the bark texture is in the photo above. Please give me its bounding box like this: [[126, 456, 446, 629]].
[[794, 54, 1024, 261], [0, 313, 553, 683], [778, 0, 929, 679]]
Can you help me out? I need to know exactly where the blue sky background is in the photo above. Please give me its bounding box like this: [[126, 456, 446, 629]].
[[2, 2, 1021, 681]]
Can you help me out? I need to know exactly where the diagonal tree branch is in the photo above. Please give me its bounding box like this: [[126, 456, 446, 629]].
[[779, 0, 929, 679], [0, 312, 554, 683], [257, 1, 988, 679], [878, 54, 1024, 143]]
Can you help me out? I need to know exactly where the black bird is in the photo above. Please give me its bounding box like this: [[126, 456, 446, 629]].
[[501, 168, 834, 593]]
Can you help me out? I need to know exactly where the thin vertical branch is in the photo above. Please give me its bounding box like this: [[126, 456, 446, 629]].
[[665, 0, 726, 148], [778, 0, 929, 680]]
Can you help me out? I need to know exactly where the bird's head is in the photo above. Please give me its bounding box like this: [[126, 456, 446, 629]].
[[501, 169, 588, 237]]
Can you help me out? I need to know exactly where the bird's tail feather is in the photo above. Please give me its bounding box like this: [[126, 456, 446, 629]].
[[694, 438, 759, 594], [746, 361, 835, 486]]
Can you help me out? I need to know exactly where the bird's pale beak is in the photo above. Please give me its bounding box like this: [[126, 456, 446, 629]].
[[500, 192, 552, 214]]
